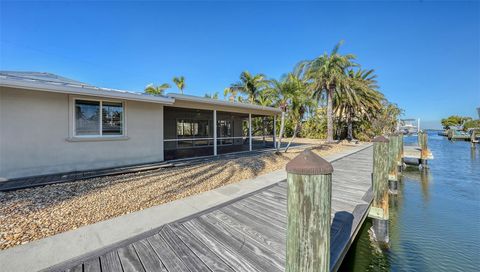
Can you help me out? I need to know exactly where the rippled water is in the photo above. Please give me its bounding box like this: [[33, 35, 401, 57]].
[[340, 132, 480, 272]]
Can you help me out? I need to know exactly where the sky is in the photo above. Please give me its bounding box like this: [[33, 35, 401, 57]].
[[1, 1, 479, 129]]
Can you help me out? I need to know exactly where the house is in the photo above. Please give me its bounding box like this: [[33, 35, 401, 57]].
[[0, 71, 280, 180]]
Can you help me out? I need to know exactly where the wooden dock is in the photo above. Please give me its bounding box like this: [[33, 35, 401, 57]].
[[45, 146, 374, 272], [403, 145, 434, 160]]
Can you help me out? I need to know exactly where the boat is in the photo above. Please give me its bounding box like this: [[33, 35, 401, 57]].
[[447, 127, 471, 140], [399, 118, 420, 135], [438, 130, 448, 136], [467, 128, 480, 143]]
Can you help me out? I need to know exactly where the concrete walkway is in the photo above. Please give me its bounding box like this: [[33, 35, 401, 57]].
[[0, 143, 371, 272]]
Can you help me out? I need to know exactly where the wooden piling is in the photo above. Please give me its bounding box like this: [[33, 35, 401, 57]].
[[447, 129, 453, 140], [286, 149, 333, 272], [472, 130, 477, 148], [388, 134, 399, 182], [388, 134, 399, 194], [419, 131, 428, 168], [398, 134, 404, 172], [370, 136, 390, 244]]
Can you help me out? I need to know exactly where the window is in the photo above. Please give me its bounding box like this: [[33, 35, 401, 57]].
[[102, 102, 123, 135], [195, 120, 209, 137], [177, 120, 210, 138], [217, 120, 233, 145], [176, 119, 211, 148], [75, 99, 124, 136], [217, 120, 232, 137], [75, 100, 100, 136]]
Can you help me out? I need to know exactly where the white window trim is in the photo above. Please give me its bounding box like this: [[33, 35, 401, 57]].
[[67, 95, 128, 141]]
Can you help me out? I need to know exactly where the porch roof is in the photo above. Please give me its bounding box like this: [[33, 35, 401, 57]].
[[168, 93, 281, 116], [0, 71, 281, 115]]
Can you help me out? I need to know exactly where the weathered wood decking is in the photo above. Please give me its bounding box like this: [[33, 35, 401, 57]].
[[47, 147, 373, 272]]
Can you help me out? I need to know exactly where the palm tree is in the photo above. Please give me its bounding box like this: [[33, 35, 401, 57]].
[[223, 87, 238, 102], [300, 41, 357, 142], [173, 76, 185, 94], [268, 73, 305, 152], [284, 104, 305, 152], [144, 83, 171, 96], [284, 83, 312, 152], [334, 69, 383, 141], [256, 90, 274, 107], [268, 80, 288, 152], [255, 90, 274, 145], [204, 92, 219, 99], [371, 101, 403, 135], [230, 71, 268, 103]]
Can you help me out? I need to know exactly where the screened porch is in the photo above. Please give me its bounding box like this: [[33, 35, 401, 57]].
[[163, 106, 277, 160]]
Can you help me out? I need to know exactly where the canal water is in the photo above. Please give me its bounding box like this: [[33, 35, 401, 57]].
[[340, 131, 480, 271]]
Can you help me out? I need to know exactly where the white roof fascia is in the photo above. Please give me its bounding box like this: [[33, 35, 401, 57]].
[[0, 77, 175, 105], [168, 93, 281, 114]]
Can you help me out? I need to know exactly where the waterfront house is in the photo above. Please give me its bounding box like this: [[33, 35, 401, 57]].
[[0, 71, 280, 180]]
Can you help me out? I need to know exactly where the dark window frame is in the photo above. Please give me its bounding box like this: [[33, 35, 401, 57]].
[[175, 118, 212, 149], [217, 119, 234, 146]]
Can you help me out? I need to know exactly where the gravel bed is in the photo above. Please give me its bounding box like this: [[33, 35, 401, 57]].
[[0, 141, 358, 250]]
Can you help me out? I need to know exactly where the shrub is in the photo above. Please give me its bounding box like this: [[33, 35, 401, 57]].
[[299, 115, 327, 139], [463, 119, 480, 131]]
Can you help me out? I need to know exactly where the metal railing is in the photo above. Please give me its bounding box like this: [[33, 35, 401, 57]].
[[164, 135, 275, 149]]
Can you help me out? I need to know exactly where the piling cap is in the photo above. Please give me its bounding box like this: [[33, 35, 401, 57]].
[[372, 135, 389, 143], [286, 149, 333, 175]]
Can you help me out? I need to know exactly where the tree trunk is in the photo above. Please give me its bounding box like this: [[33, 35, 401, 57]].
[[263, 117, 266, 146], [285, 122, 299, 153], [277, 111, 286, 152], [347, 121, 353, 141], [327, 86, 334, 143]]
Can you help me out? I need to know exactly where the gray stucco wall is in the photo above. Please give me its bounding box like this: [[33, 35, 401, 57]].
[[0, 87, 164, 180]]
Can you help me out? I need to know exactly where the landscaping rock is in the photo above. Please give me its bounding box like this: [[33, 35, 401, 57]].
[[0, 141, 356, 250]]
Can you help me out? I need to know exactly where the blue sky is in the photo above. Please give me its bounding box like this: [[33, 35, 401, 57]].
[[1, 1, 479, 128]]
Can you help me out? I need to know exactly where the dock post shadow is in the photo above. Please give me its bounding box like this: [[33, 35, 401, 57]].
[[330, 211, 354, 270]]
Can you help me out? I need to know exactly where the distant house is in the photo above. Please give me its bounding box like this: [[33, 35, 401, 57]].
[[0, 72, 280, 180]]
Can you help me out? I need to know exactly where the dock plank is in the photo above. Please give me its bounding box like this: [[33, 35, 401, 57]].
[[83, 258, 101, 272], [132, 239, 167, 272], [231, 200, 286, 225], [168, 224, 234, 272], [202, 215, 286, 267], [238, 197, 287, 220], [147, 234, 191, 272], [49, 145, 374, 272], [182, 218, 261, 272], [118, 245, 145, 272], [100, 251, 123, 272], [159, 225, 212, 272], [195, 216, 284, 271], [64, 264, 83, 272], [208, 211, 286, 256], [222, 205, 286, 232]]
